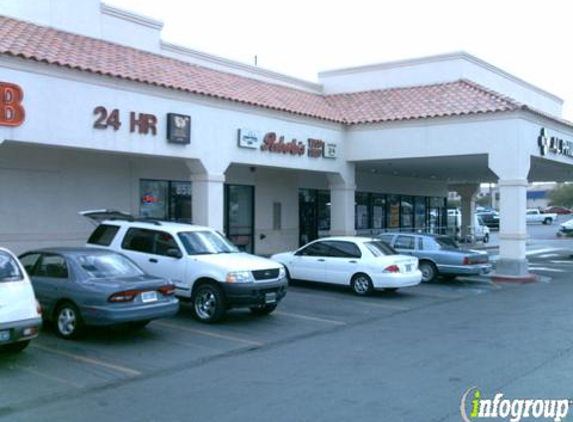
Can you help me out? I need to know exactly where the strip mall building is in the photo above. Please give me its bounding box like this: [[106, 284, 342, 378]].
[[1, 0, 572, 279]]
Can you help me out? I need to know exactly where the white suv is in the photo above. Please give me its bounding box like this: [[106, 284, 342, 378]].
[[83, 211, 287, 323]]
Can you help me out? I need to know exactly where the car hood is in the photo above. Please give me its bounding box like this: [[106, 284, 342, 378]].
[[0, 281, 40, 323], [191, 252, 282, 271], [561, 219, 573, 229]]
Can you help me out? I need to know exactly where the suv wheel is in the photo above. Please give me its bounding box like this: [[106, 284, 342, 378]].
[[193, 284, 226, 323], [55, 302, 83, 339]]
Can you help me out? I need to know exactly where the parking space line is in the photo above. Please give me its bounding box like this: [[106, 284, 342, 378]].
[[274, 311, 346, 326], [17, 365, 83, 388], [31, 344, 142, 377], [351, 301, 411, 311], [408, 291, 464, 300], [154, 321, 263, 347]]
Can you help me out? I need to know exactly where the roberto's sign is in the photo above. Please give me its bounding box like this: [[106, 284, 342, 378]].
[[0, 82, 25, 127], [538, 128, 573, 159], [238, 128, 336, 159]]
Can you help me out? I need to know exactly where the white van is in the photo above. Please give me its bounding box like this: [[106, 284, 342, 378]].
[[0, 248, 42, 352], [447, 210, 490, 243]]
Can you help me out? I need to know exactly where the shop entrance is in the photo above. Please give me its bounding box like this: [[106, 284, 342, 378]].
[[299, 189, 330, 246], [224, 184, 255, 253]]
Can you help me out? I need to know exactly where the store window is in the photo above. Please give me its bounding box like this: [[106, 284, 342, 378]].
[[428, 197, 447, 234], [355, 192, 370, 230], [414, 197, 426, 231], [372, 194, 386, 229], [401, 196, 414, 230], [140, 180, 191, 222], [387, 195, 400, 229]]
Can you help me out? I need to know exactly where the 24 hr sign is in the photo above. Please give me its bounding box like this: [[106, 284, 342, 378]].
[[93, 106, 157, 135]]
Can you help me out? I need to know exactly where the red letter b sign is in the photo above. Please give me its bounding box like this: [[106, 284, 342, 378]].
[[0, 82, 25, 127]]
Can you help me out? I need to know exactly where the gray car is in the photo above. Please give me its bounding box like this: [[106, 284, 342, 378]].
[[19, 248, 179, 339], [378, 233, 491, 282]]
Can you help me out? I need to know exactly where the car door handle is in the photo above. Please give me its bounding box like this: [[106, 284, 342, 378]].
[[348, 260, 357, 264], [149, 258, 158, 263], [317, 259, 325, 262]]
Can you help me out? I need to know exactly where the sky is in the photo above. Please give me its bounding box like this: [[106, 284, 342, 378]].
[[106, 0, 573, 119]]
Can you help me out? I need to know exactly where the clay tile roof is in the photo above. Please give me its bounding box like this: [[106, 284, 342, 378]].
[[326, 79, 522, 125], [0, 15, 342, 122], [1, 15, 557, 126]]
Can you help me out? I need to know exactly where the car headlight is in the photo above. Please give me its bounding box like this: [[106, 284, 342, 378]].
[[278, 266, 286, 279], [225, 271, 254, 283]]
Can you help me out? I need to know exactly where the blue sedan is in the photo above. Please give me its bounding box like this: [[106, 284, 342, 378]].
[[19, 248, 179, 339]]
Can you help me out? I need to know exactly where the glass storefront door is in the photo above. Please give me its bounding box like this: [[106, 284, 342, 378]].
[[225, 185, 254, 253], [299, 189, 330, 247]]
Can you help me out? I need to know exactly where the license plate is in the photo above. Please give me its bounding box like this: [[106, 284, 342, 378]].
[[141, 291, 158, 303], [406, 265, 412, 272], [265, 292, 277, 304], [0, 330, 10, 342]]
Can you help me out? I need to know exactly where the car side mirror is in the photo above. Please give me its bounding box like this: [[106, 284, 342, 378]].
[[167, 248, 183, 259]]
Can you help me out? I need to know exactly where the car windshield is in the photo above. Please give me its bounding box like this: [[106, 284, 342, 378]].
[[435, 237, 459, 249], [365, 241, 398, 257], [76, 253, 144, 279], [0, 252, 23, 282], [178, 231, 239, 255]]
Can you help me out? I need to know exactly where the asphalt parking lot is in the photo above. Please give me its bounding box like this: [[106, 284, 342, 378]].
[[0, 275, 505, 419], [2, 231, 572, 422]]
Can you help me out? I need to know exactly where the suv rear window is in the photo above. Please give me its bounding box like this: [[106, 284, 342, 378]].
[[88, 224, 120, 246], [0, 251, 23, 282]]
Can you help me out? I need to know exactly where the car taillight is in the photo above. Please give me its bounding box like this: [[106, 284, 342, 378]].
[[383, 265, 400, 273], [462, 257, 471, 265], [108, 290, 138, 303], [36, 300, 42, 315], [158, 285, 175, 296]]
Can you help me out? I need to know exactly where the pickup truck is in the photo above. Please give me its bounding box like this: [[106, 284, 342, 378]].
[[526, 209, 557, 225]]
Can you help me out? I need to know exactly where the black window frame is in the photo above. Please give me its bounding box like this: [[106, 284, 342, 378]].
[[87, 224, 120, 246], [323, 241, 362, 258]]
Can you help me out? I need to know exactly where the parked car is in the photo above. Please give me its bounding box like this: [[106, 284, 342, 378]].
[[557, 218, 573, 237], [0, 248, 42, 352], [271, 237, 421, 295], [543, 206, 572, 215], [476, 211, 500, 229], [18, 248, 179, 339], [526, 208, 557, 225], [378, 233, 491, 283], [81, 211, 287, 323]]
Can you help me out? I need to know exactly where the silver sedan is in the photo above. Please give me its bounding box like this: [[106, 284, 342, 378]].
[[19, 248, 179, 339]]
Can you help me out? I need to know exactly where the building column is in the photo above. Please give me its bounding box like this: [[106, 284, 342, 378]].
[[328, 164, 356, 236], [496, 178, 529, 278], [190, 172, 225, 233], [329, 184, 356, 236], [450, 183, 480, 241]]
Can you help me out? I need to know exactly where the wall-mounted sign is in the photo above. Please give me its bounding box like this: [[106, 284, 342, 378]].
[[538, 128, 573, 159], [0, 82, 25, 127], [323, 143, 337, 159], [238, 128, 261, 149], [93, 106, 157, 136], [167, 113, 191, 144], [238, 128, 336, 159], [261, 132, 305, 155]]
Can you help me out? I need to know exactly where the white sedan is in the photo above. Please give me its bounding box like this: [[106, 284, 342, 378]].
[[271, 237, 422, 295], [0, 248, 42, 352]]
